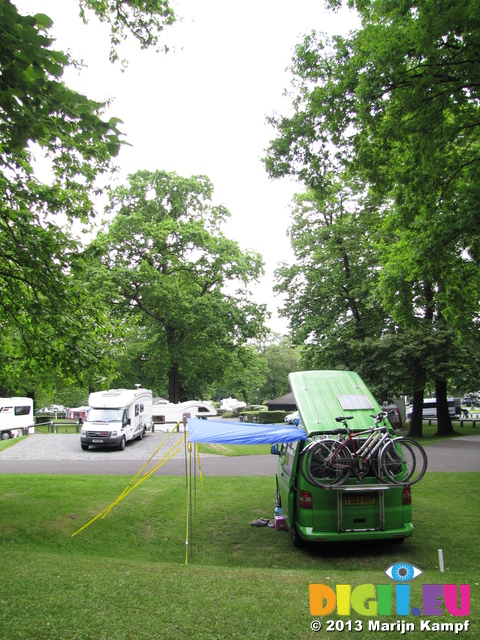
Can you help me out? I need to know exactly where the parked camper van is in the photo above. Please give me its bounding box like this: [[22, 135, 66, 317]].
[[0, 397, 35, 440], [407, 397, 460, 420], [80, 388, 153, 451], [152, 400, 216, 430], [272, 371, 414, 547]]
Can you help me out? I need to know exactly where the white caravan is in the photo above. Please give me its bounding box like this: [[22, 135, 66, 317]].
[[0, 397, 35, 440], [81, 388, 153, 451], [152, 400, 217, 430]]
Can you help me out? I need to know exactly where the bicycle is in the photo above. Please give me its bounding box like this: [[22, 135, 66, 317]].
[[300, 411, 427, 488]]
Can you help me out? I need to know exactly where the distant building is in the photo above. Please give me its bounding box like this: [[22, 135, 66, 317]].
[[265, 392, 297, 412]]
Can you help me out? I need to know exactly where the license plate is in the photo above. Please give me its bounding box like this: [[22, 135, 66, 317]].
[[92, 438, 104, 443], [343, 495, 377, 506]]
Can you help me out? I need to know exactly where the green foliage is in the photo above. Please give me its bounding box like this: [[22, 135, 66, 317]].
[[264, 1, 480, 420], [256, 410, 288, 424], [213, 345, 269, 405], [79, 0, 176, 62], [90, 170, 268, 401], [0, 1, 177, 396], [256, 334, 302, 401]]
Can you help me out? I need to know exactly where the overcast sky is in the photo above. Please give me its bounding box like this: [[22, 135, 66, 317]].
[[19, 0, 359, 333]]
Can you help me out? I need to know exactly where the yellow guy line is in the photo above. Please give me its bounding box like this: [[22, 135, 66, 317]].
[[101, 426, 182, 519], [71, 427, 185, 538], [72, 437, 185, 537], [195, 442, 204, 491], [101, 439, 186, 514], [120, 423, 182, 494], [100, 435, 186, 520]]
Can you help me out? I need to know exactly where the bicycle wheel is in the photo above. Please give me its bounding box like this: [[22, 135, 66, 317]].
[[379, 438, 428, 485], [302, 439, 352, 488]]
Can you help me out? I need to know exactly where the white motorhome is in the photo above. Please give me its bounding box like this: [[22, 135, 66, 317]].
[[0, 397, 35, 440], [219, 397, 246, 412], [152, 399, 216, 430], [80, 388, 153, 451]]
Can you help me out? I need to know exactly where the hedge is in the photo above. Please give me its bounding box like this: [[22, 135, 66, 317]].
[[238, 410, 288, 424]]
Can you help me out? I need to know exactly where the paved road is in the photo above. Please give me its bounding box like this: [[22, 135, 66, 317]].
[[0, 432, 479, 475]]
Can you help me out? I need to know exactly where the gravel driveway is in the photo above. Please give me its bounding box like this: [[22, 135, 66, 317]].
[[0, 431, 199, 461]]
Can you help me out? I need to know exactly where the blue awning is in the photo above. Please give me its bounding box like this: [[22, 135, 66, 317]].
[[187, 418, 307, 445]]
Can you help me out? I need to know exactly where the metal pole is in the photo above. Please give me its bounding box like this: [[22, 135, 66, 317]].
[[438, 549, 445, 573]]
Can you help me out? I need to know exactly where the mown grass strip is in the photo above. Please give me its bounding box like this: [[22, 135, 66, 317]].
[[0, 473, 478, 639]]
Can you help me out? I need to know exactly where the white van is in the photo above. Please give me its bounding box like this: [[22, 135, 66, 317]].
[[152, 399, 216, 430], [80, 388, 153, 451], [0, 397, 35, 440], [408, 397, 460, 419]]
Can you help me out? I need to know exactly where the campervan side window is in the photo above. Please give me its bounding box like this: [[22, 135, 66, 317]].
[[282, 442, 298, 477], [198, 406, 209, 413], [15, 405, 31, 416], [135, 404, 140, 416]]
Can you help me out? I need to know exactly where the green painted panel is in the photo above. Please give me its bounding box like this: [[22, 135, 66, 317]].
[[288, 370, 383, 437]]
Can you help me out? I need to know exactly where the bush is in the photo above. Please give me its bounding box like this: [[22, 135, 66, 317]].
[[239, 410, 288, 424], [258, 411, 288, 424]]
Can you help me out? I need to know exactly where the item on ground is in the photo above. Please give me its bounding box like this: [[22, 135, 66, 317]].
[[250, 518, 270, 527]]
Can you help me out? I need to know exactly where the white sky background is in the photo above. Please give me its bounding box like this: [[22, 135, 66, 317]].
[[18, 0, 359, 333]]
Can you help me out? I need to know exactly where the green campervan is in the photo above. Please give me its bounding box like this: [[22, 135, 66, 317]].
[[272, 370, 414, 547]]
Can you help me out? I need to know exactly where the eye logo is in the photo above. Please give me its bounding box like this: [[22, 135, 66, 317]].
[[385, 562, 423, 582]]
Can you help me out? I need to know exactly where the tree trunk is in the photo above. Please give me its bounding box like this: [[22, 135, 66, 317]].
[[435, 378, 455, 436], [407, 364, 426, 438], [408, 388, 425, 437], [168, 361, 180, 404], [27, 390, 35, 411]]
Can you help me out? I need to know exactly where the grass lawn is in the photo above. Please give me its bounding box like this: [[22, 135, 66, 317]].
[[0, 471, 478, 639], [412, 420, 480, 445]]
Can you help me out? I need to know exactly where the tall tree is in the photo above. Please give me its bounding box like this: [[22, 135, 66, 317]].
[[265, 0, 480, 435], [90, 170, 268, 402], [273, 183, 404, 400], [256, 334, 302, 402], [0, 0, 176, 394]]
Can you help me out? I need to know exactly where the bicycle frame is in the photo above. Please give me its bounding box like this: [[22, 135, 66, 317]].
[[301, 418, 394, 473]]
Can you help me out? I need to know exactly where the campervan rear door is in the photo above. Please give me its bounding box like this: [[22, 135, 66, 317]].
[[288, 370, 382, 436]]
